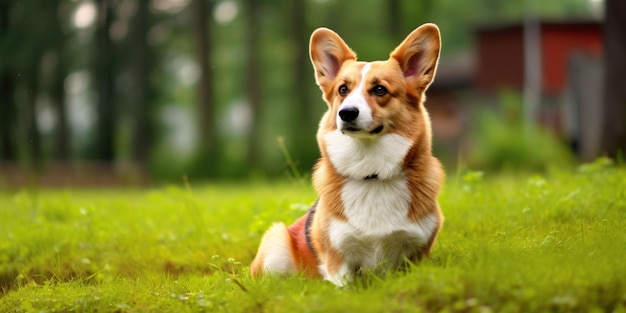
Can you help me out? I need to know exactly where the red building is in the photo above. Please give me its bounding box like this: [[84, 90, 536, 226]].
[[427, 20, 604, 162], [475, 20, 603, 95]]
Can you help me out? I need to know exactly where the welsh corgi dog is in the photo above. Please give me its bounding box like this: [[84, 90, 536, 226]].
[[250, 23, 444, 286]]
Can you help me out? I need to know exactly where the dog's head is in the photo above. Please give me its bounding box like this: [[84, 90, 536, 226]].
[[309, 24, 441, 141]]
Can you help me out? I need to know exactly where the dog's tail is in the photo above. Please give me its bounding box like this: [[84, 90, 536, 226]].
[[250, 222, 297, 277]]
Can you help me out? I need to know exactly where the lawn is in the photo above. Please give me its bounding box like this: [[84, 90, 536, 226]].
[[1, 159, 625, 312]]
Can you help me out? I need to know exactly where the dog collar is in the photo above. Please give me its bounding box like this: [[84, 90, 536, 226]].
[[364, 173, 379, 180]]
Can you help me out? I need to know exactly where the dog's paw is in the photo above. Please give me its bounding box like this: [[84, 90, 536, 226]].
[[322, 263, 352, 287]]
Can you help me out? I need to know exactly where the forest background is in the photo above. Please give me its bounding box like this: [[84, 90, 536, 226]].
[[0, 0, 622, 184]]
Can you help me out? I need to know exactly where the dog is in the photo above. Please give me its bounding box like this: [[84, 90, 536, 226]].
[[250, 23, 444, 286]]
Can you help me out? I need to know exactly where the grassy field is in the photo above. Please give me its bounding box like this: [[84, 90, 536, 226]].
[[1, 159, 625, 312]]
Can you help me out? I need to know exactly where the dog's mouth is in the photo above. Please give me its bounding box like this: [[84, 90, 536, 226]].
[[341, 124, 385, 136], [370, 125, 384, 134]]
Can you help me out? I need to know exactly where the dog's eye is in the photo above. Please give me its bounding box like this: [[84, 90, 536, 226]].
[[338, 84, 349, 96], [372, 85, 388, 97]]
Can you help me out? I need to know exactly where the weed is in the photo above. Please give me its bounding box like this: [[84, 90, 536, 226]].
[[276, 136, 308, 185]]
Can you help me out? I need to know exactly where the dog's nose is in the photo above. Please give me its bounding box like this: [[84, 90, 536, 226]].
[[338, 107, 359, 122]]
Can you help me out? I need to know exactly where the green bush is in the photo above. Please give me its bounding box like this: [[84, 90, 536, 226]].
[[467, 90, 574, 172]]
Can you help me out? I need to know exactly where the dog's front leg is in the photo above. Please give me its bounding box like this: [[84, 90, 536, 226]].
[[320, 249, 352, 287], [324, 263, 352, 287]]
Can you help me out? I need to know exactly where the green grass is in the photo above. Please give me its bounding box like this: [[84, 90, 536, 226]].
[[1, 161, 626, 312]]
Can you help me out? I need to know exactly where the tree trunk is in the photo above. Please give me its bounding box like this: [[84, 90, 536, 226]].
[[51, 0, 70, 160], [0, 2, 16, 160], [602, 0, 626, 157], [24, 67, 42, 169], [244, 0, 262, 168], [51, 49, 70, 160], [0, 72, 15, 160], [192, 0, 218, 175], [92, 0, 115, 161], [388, 0, 401, 42], [289, 0, 317, 171], [131, 0, 152, 165]]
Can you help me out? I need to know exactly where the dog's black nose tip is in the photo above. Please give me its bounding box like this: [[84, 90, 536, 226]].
[[338, 107, 359, 122]]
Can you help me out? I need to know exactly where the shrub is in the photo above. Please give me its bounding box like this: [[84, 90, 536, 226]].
[[467, 90, 575, 172]]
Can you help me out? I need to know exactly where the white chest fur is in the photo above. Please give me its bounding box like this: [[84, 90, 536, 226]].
[[328, 177, 438, 270], [323, 131, 438, 270]]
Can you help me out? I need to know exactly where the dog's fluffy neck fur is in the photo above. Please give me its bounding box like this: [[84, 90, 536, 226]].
[[323, 131, 412, 181]]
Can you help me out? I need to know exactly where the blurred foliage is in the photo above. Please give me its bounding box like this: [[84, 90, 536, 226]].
[[466, 89, 575, 172], [0, 0, 595, 181]]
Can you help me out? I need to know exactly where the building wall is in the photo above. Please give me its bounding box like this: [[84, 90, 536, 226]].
[[475, 28, 525, 92], [541, 24, 603, 94], [475, 22, 602, 95]]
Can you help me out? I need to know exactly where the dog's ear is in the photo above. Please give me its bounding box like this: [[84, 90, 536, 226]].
[[309, 28, 357, 89], [390, 23, 441, 94]]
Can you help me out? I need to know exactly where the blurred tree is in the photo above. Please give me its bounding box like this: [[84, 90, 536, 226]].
[[12, 1, 48, 168], [22, 61, 42, 168], [243, 0, 262, 168], [91, 0, 116, 161], [50, 0, 71, 160], [191, 0, 219, 175], [390, 0, 433, 42], [602, 0, 626, 157], [289, 0, 318, 171], [130, 0, 154, 165], [388, 0, 401, 42], [0, 1, 16, 160]]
